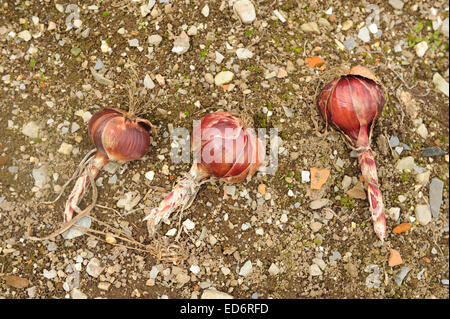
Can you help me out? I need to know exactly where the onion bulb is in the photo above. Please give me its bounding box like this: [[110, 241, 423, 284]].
[[143, 111, 265, 234], [317, 66, 387, 242], [64, 108, 154, 222]]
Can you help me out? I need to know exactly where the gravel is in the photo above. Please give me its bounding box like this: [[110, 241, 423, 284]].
[[239, 260, 253, 277], [429, 178, 444, 219], [415, 205, 432, 226], [395, 267, 411, 287]]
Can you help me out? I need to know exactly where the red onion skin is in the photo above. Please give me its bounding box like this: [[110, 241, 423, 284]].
[[64, 108, 153, 222], [144, 112, 265, 233], [194, 112, 264, 183], [317, 67, 387, 241]]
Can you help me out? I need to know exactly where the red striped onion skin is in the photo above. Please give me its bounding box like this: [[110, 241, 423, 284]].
[[195, 112, 265, 183], [317, 75, 384, 148], [88, 108, 151, 162]]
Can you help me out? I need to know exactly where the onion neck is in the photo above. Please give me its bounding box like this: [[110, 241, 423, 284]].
[[355, 125, 370, 150]]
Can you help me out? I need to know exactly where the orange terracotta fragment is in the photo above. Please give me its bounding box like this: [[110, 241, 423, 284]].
[[222, 84, 230, 90], [388, 248, 403, 267], [310, 168, 330, 190], [306, 56, 325, 68], [392, 222, 411, 234], [258, 184, 266, 195]]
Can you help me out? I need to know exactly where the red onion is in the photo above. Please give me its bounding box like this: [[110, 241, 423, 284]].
[[143, 111, 265, 233], [317, 66, 387, 241], [64, 108, 154, 222]]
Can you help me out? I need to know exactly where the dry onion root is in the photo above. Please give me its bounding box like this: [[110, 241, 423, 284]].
[[143, 111, 265, 236], [317, 65, 387, 242]]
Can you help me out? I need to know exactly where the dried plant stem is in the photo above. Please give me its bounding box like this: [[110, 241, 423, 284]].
[[64, 152, 109, 222], [357, 147, 387, 242], [143, 165, 209, 236]]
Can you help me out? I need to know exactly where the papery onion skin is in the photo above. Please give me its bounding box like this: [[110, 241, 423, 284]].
[[64, 108, 153, 222], [317, 66, 387, 242], [144, 111, 265, 235], [194, 112, 265, 183]]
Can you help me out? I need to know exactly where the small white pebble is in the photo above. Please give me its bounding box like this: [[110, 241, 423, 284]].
[[190, 265, 200, 275], [255, 228, 264, 236], [145, 171, 155, 181], [183, 219, 195, 230], [165, 228, 177, 236]]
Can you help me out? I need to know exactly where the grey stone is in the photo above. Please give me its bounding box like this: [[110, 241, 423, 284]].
[[71, 288, 87, 299], [432, 73, 449, 97], [301, 22, 320, 33], [94, 59, 104, 71], [421, 147, 447, 157], [47, 242, 57, 252], [429, 178, 444, 219], [239, 260, 253, 277], [395, 156, 415, 171], [394, 266, 411, 286], [27, 286, 36, 298], [344, 38, 356, 50], [226, 185, 236, 196], [357, 27, 370, 42], [309, 199, 329, 210], [149, 266, 159, 279], [233, 0, 256, 24], [309, 264, 322, 276], [175, 273, 190, 286], [365, 264, 381, 288], [342, 176, 352, 189], [128, 38, 139, 47], [61, 216, 92, 239], [8, 166, 18, 173], [43, 269, 57, 279], [86, 258, 104, 278], [442, 17, 449, 38], [389, 135, 400, 147], [415, 205, 432, 226], [214, 71, 234, 86], [329, 251, 342, 262], [148, 34, 162, 46], [32, 167, 48, 188], [268, 263, 280, 276], [144, 74, 155, 89], [389, 0, 404, 10], [172, 32, 190, 55], [310, 221, 322, 233], [22, 121, 40, 138], [312, 258, 326, 271]]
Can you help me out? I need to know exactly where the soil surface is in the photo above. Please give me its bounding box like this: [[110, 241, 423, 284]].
[[0, 0, 448, 299]]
